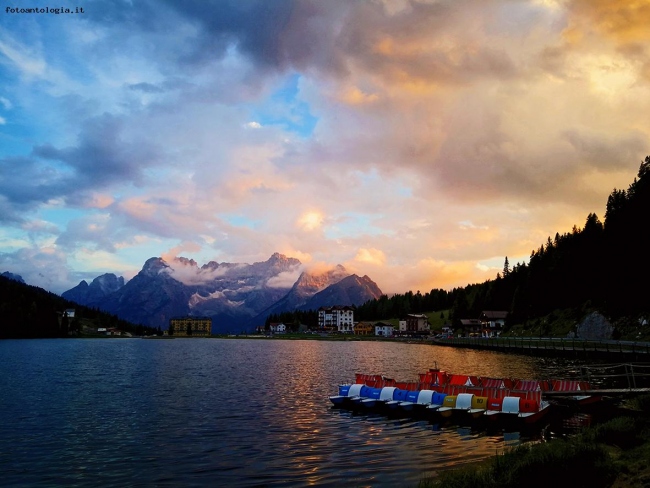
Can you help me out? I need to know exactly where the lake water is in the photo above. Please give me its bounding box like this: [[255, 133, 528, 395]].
[[0, 338, 594, 487]]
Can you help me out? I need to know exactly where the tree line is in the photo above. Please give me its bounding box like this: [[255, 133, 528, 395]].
[[355, 156, 650, 328], [264, 310, 319, 331], [355, 289, 455, 322], [0, 276, 160, 338]]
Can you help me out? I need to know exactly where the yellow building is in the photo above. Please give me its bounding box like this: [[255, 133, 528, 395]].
[[354, 322, 374, 336], [169, 317, 212, 337]]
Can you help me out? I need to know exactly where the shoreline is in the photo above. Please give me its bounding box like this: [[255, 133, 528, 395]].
[[418, 395, 650, 488]]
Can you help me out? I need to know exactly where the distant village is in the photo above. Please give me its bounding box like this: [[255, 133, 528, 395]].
[[62, 305, 508, 339], [255, 306, 508, 340]]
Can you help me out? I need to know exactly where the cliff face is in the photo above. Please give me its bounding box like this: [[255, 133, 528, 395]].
[[62, 273, 125, 306], [101, 258, 194, 330], [256, 265, 350, 315], [302, 274, 383, 310]]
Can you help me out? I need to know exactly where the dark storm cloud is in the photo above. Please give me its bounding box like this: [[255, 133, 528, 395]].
[[0, 155, 69, 208], [155, 0, 356, 77], [32, 113, 159, 188], [0, 195, 26, 223], [81, 1, 517, 88], [83, 0, 303, 71], [161, 0, 296, 68], [0, 113, 160, 211]]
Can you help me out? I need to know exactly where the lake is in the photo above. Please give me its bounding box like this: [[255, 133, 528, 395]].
[[0, 338, 595, 487]]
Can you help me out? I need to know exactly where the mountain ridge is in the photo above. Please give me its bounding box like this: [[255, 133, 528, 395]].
[[61, 253, 383, 333]]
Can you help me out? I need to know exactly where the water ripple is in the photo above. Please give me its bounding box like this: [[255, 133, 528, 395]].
[[0, 338, 596, 487]]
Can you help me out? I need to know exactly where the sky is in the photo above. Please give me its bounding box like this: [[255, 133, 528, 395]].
[[1, 0, 649, 295]]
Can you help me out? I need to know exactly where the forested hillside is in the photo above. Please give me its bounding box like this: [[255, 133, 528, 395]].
[[0, 276, 157, 338], [357, 156, 650, 329]]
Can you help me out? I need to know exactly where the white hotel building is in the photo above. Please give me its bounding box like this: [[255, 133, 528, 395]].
[[317, 306, 355, 333]]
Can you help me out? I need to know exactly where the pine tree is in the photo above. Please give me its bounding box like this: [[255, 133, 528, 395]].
[[503, 257, 510, 278]]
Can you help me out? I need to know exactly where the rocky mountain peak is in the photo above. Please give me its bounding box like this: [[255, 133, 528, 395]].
[[61, 273, 125, 307], [142, 257, 170, 276], [174, 256, 198, 267], [61, 252, 382, 333], [90, 274, 125, 294], [294, 265, 348, 291], [301, 273, 383, 310], [265, 252, 301, 267], [1, 271, 26, 284]]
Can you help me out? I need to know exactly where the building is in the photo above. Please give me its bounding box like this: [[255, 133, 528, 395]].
[[169, 317, 212, 337], [480, 311, 508, 337], [269, 322, 287, 334], [97, 327, 122, 336], [458, 319, 482, 337], [354, 322, 374, 336], [318, 306, 354, 333], [398, 319, 407, 332], [374, 322, 394, 337], [402, 314, 430, 334]]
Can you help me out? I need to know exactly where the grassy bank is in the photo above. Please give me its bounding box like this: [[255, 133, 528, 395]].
[[418, 396, 650, 488]]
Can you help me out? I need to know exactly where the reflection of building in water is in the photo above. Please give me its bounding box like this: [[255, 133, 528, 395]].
[[169, 317, 212, 336]]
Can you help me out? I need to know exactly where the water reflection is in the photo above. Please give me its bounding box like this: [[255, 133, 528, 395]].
[[0, 338, 605, 487]]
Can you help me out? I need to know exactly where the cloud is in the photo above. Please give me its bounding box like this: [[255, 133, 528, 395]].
[[165, 259, 222, 286], [128, 82, 164, 93], [32, 113, 160, 188], [266, 268, 303, 288], [458, 221, 489, 231], [21, 219, 60, 235], [564, 0, 650, 46], [354, 248, 386, 266], [296, 211, 325, 232], [83, 193, 115, 209], [0, 38, 46, 77], [162, 242, 203, 263], [0, 246, 72, 293], [1, 0, 650, 298], [0, 155, 70, 208], [55, 214, 116, 252]]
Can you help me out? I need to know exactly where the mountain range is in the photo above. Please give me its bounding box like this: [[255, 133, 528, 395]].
[[61, 253, 383, 333]]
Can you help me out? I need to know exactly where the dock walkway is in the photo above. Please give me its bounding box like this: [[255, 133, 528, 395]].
[[433, 336, 650, 361]]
